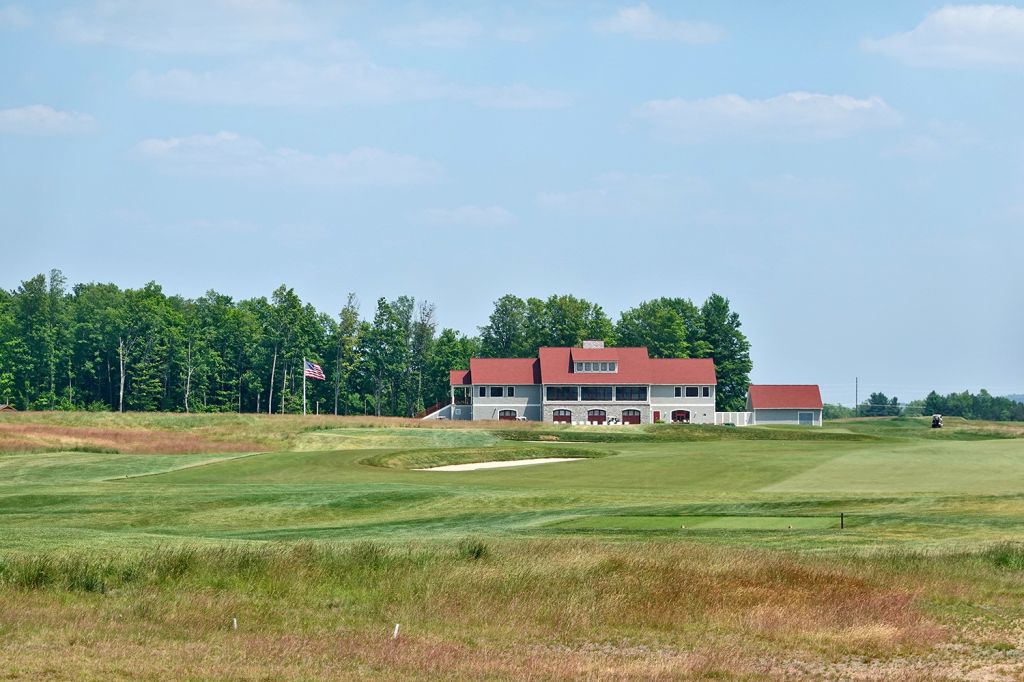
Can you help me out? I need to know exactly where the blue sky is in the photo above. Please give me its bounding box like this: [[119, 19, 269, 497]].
[[1, 1, 1022, 404]]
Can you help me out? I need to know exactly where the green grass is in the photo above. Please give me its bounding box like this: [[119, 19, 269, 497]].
[[548, 514, 839, 531], [1, 414, 1023, 551], [2, 412, 1024, 678], [358, 444, 607, 469]]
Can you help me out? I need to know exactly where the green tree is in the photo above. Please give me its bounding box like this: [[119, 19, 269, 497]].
[[479, 295, 529, 358], [699, 294, 752, 411], [331, 294, 361, 415], [614, 297, 705, 358]]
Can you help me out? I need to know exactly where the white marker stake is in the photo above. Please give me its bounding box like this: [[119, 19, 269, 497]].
[[232, 617, 238, 631], [392, 623, 400, 640]]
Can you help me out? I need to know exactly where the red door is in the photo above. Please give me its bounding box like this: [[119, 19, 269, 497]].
[[553, 409, 572, 424], [587, 409, 606, 424], [621, 409, 641, 425], [498, 410, 517, 421], [653, 410, 661, 422]]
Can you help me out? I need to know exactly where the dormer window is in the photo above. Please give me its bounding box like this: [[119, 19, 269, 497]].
[[574, 361, 617, 373]]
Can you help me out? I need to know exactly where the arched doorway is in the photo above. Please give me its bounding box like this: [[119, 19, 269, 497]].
[[553, 409, 572, 424], [587, 409, 606, 424], [621, 409, 641, 425], [498, 409, 517, 421], [671, 410, 690, 423]]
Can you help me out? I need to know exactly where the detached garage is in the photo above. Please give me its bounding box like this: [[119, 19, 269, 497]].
[[746, 385, 823, 426]]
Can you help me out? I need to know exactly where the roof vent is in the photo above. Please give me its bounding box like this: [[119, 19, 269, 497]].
[[581, 340, 605, 349]]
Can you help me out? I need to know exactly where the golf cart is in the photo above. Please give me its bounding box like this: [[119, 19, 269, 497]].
[[931, 414, 943, 429]]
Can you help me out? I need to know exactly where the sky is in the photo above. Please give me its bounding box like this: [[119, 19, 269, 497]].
[[1, 1, 1022, 405]]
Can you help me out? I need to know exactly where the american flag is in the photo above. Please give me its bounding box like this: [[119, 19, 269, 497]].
[[304, 360, 326, 381]]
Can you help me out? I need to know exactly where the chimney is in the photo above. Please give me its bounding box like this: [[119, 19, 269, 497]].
[[581, 340, 605, 349]]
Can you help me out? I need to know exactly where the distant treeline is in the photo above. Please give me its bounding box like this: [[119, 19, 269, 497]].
[[922, 390, 1024, 421], [0, 271, 752, 415], [823, 389, 1024, 421]]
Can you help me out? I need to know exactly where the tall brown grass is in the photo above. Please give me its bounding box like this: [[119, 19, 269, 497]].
[[0, 540, 964, 680]]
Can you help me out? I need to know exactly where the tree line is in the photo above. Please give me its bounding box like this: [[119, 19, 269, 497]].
[[0, 271, 752, 415], [822, 389, 1024, 421]]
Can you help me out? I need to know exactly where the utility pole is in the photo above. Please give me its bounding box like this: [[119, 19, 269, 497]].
[[855, 377, 859, 418]]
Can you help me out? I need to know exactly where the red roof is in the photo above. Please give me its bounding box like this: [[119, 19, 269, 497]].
[[468, 358, 541, 385], [451, 346, 717, 386], [450, 369, 471, 385], [569, 347, 621, 362], [647, 358, 717, 385], [541, 346, 653, 384], [748, 385, 822, 409]]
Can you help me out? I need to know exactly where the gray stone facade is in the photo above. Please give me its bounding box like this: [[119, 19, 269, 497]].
[[542, 402, 650, 423]]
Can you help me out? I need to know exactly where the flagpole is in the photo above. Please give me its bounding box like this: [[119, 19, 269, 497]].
[[303, 357, 307, 416]]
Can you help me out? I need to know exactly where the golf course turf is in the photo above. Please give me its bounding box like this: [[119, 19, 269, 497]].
[[1, 412, 1023, 679]]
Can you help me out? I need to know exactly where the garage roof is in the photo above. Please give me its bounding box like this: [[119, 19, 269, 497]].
[[748, 385, 823, 409]]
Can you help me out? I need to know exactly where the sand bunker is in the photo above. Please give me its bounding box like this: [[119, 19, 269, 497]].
[[416, 458, 584, 472]]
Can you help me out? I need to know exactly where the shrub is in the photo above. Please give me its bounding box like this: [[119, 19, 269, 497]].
[[456, 538, 490, 561]]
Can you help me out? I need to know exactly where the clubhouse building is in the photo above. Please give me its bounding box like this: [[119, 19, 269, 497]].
[[423, 340, 823, 426], [437, 340, 717, 424]]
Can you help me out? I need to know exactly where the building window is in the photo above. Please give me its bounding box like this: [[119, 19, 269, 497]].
[[674, 386, 682, 398], [546, 386, 578, 401], [491, 386, 504, 398], [702, 386, 711, 397], [573, 361, 618, 373], [507, 386, 515, 397], [799, 412, 814, 425], [685, 386, 699, 397], [581, 386, 613, 401], [479, 387, 486, 398], [553, 409, 572, 423], [615, 386, 647, 401]]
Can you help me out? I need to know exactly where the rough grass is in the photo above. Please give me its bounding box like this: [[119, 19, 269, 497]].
[[3, 413, 1024, 678], [0, 540, 973, 680], [359, 444, 608, 469]]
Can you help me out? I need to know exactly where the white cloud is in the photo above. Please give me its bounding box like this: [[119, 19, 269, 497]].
[[420, 205, 515, 227], [0, 105, 95, 135], [384, 18, 483, 47], [57, 0, 318, 54], [635, 92, 900, 142], [863, 5, 1024, 67], [0, 5, 29, 29], [133, 57, 444, 107], [383, 18, 538, 47], [134, 131, 440, 186], [133, 55, 571, 110], [468, 84, 571, 110], [595, 3, 720, 44], [538, 172, 706, 216]]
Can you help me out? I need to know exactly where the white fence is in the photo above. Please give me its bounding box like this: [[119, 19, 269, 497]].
[[714, 411, 753, 426]]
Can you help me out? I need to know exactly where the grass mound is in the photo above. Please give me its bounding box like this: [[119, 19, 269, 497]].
[[496, 423, 876, 444], [359, 445, 608, 469]]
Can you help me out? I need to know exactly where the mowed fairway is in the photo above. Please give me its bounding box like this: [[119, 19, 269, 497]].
[[2, 413, 1024, 679], [3, 419, 1023, 550]]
